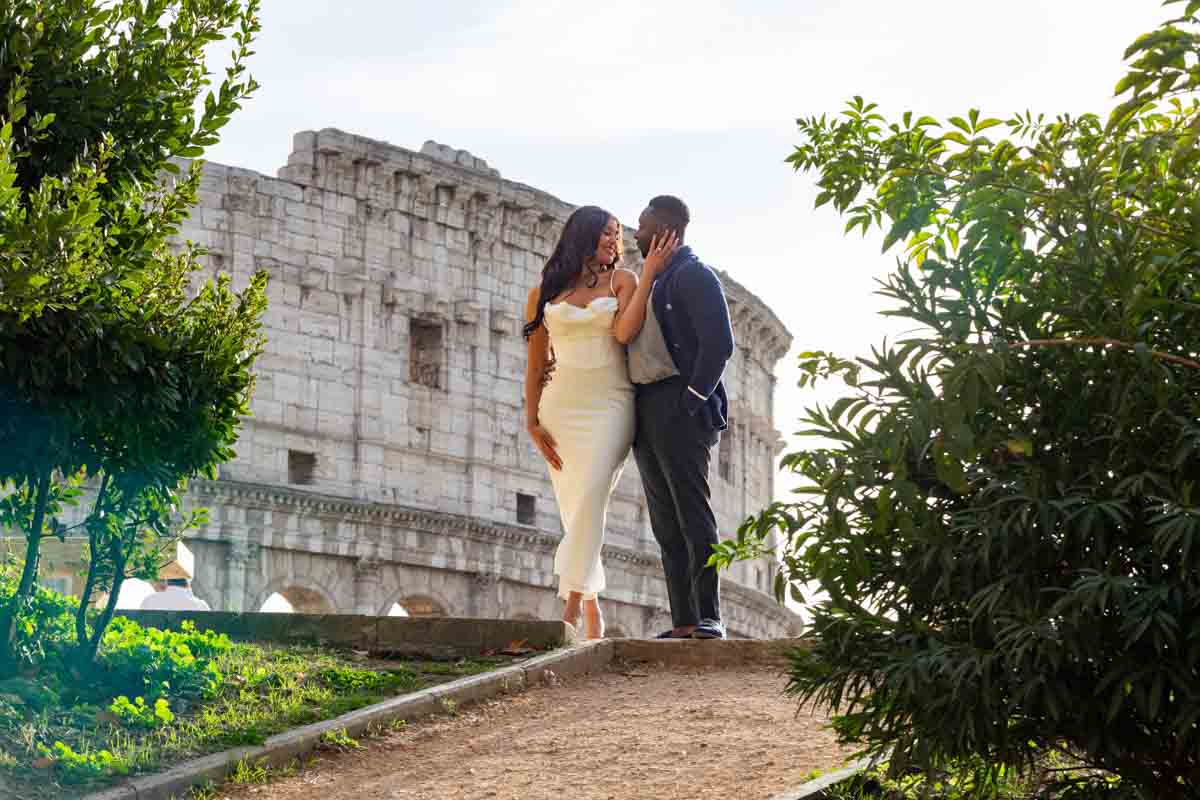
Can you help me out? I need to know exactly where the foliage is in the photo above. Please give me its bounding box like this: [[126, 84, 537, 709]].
[[0, 590, 506, 797], [0, 0, 268, 672], [0, 564, 81, 670], [108, 696, 175, 730], [716, 3, 1200, 797], [37, 741, 130, 785], [229, 756, 271, 785], [318, 727, 362, 752], [98, 618, 230, 701], [821, 755, 1103, 799], [316, 664, 422, 695]]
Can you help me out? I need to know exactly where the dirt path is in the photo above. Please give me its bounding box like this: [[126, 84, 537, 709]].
[[220, 663, 857, 800]]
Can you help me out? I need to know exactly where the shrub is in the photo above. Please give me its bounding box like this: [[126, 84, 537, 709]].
[[108, 695, 174, 730], [98, 619, 231, 701], [38, 741, 130, 785], [717, 4, 1200, 798], [0, 559, 79, 671], [0, 0, 268, 676]]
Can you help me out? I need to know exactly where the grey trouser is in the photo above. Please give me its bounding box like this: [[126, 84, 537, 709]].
[[633, 376, 721, 628]]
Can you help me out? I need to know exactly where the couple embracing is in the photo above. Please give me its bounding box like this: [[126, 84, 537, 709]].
[[523, 196, 733, 641]]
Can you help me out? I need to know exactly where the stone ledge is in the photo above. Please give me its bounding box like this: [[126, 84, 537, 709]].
[[612, 637, 809, 668], [82, 640, 612, 800], [116, 610, 577, 657]]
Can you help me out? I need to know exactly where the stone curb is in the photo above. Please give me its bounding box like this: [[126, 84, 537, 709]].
[[82, 640, 613, 800], [612, 637, 808, 668], [767, 759, 874, 800], [116, 610, 577, 657]]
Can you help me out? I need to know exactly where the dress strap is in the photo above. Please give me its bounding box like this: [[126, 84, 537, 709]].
[[609, 268, 617, 296]]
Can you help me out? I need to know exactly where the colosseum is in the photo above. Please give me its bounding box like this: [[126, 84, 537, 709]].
[[96, 128, 799, 639]]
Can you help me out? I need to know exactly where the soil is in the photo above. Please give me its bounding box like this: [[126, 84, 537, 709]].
[[219, 662, 858, 800]]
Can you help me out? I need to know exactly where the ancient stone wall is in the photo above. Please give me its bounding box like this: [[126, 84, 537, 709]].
[[138, 128, 796, 638]]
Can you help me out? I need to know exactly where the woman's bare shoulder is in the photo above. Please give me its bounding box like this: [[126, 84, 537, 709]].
[[611, 268, 638, 291]]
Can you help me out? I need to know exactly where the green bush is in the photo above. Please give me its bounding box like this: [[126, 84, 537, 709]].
[[98, 619, 230, 701], [716, 4, 1200, 798], [108, 695, 174, 729], [0, 561, 80, 670], [38, 741, 130, 785], [0, 0, 268, 676]]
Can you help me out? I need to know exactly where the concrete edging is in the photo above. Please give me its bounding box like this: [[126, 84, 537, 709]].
[[116, 610, 577, 658], [82, 639, 614, 800]]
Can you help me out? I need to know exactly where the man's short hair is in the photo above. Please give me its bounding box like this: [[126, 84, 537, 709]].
[[648, 195, 690, 230]]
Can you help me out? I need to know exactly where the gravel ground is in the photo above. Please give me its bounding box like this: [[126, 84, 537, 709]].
[[219, 662, 857, 800]]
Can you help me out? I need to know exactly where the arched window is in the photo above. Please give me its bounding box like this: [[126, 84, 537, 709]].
[[258, 586, 333, 614]]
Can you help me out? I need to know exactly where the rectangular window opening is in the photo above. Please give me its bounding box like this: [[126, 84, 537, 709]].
[[288, 450, 317, 486], [409, 318, 443, 389], [516, 492, 536, 525]]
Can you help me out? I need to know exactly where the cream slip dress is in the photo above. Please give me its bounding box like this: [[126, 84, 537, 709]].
[[539, 274, 635, 600]]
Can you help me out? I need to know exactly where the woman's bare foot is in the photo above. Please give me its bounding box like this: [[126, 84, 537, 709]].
[[562, 592, 583, 630], [583, 598, 605, 639]]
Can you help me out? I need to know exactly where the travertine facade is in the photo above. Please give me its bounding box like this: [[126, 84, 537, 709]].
[[161, 129, 799, 638]]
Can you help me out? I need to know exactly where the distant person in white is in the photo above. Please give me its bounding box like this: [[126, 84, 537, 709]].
[[139, 577, 211, 611]]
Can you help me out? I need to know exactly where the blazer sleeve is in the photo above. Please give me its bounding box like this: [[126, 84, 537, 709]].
[[675, 264, 735, 415]]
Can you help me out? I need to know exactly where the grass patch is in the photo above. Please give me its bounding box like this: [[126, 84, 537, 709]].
[[318, 727, 362, 752], [0, 618, 513, 799]]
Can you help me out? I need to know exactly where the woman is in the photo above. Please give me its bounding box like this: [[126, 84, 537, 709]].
[[523, 205, 677, 639]]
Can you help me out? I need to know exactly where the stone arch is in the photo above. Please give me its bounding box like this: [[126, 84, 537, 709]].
[[378, 593, 448, 618], [254, 578, 337, 614]]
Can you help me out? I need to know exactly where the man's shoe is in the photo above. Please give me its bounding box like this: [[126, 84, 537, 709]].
[[691, 619, 725, 640], [654, 628, 692, 639]]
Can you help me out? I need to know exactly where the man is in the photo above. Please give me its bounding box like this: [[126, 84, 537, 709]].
[[627, 195, 734, 639], [139, 577, 212, 611], [139, 542, 212, 611]]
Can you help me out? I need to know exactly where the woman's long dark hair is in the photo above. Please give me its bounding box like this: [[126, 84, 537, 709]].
[[523, 205, 618, 339]]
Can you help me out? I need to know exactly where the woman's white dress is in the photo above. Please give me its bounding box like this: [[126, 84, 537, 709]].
[[539, 295, 635, 600]]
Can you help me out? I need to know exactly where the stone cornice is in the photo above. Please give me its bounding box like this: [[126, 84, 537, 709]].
[[191, 479, 661, 571], [188, 479, 800, 614]]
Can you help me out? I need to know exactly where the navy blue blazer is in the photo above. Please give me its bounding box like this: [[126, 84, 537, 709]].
[[649, 246, 735, 431]]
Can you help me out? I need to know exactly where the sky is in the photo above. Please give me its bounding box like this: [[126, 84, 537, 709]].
[[203, 0, 1171, 497]]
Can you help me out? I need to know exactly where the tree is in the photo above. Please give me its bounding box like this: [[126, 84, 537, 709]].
[[0, 0, 267, 673], [715, 2, 1200, 796]]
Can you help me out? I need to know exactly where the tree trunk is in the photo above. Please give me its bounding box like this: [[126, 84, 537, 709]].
[[81, 538, 126, 666], [0, 472, 51, 674], [73, 475, 108, 652]]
